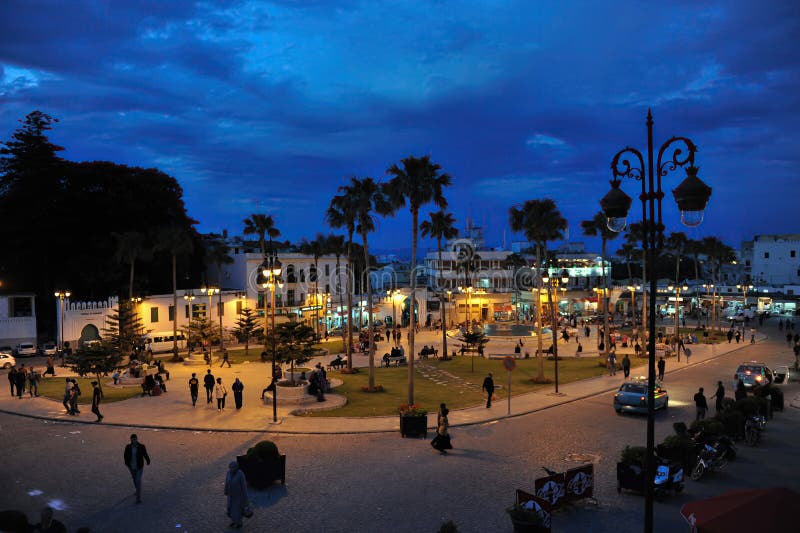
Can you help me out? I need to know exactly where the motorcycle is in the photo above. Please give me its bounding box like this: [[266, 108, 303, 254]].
[[617, 454, 684, 499], [690, 429, 737, 461], [745, 414, 766, 446], [690, 441, 728, 481]]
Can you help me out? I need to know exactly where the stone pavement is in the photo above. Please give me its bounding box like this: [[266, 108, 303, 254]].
[[0, 325, 767, 434]]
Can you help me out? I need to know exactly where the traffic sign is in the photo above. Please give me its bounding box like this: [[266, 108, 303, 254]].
[[503, 356, 517, 371]]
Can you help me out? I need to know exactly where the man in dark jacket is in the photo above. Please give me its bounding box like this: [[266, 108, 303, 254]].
[[123, 434, 151, 503], [482, 372, 495, 408], [203, 369, 215, 404], [694, 387, 708, 421], [91, 381, 103, 422]]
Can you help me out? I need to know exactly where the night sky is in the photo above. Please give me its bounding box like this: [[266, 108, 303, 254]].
[[1, 1, 798, 255]]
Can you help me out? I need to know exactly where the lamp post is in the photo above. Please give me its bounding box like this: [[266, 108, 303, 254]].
[[54, 290, 71, 353], [737, 283, 753, 312], [599, 110, 712, 533], [627, 285, 640, 331], [446, 290, 452, 327], [201, 285, 219, 351], [667, 283, 688, 360], [260, 254, 283, 423]]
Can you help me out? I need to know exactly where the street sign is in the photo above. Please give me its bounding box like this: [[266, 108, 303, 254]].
[[503, 356, 517, 371]]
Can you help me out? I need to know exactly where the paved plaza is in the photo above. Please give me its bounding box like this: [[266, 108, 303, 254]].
[[1, 319, 798, 532]]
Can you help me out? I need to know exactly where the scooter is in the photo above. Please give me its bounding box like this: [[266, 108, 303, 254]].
[[690, 442, 728, 481], [654, 458, 684, 499], [744, 414, 766, 446]]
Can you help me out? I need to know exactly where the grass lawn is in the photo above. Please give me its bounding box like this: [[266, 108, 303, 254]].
[[37, 377, 143, 404], [306, 355, 608, 417]]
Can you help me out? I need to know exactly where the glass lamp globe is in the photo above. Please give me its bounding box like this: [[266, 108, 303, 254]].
[[606, 216, 627, 232], [680, 209, 705, 228]]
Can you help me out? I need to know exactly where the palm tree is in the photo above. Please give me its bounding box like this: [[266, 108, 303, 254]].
[[625, 222, 647, 339], [385, 155, 452, 404], [509, 199, 566, 382], [204, 234, 234, 351], [615, 243, 638, 285], [684, 238, 704, 320], [701, 237, 736, 331], [154, 226, 194, 360], [326, 193, 358, 372], [112, 231, 149, 300], [300, 233, 328, 335], [420, 210, 458, 360], [581, 211, 620, 356], [243, 214, 281, 259], [349, 177, 391, 391]]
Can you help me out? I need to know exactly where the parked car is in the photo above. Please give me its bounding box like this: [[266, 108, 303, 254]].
[[0, 353, 16, 369], [0, 346, 13, 355], [14, 343, 37, 357], [39, 342, 58, 356], [734, 362, 774, 389], [614, 378, 669, 414], [773, 365, 790, 384]]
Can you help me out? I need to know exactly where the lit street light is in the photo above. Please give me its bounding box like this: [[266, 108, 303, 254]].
[[201, 285, 220, 351], [260, 254, 283, 423], [599, 110, 712, 533], [54, 290, 71, 354]]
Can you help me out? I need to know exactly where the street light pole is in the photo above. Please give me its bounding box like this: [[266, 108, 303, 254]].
[[54, 290, 71, 353], [260, 254, 283, 423], [599, 110, 712, 533]]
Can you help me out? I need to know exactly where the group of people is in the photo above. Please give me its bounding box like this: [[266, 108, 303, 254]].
[[694, 378, 750, 421], [7, 364, 41, 398], [192, 369, 246, 411], [418, 345, 438, 358]]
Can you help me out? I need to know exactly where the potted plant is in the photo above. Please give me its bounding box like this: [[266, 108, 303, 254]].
[[236, 440, 286, 489], [399, 404, 428, 438], [505, 503, 547, 533], [617, 445, 647, 494]]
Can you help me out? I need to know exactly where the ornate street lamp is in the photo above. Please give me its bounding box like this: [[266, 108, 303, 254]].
[[260, 254, 283, 423], [599, 110, 712, 533], [54, 290, 71, 353]]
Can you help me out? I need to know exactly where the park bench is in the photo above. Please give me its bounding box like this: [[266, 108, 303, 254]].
[[488, 353, 523, 360], [418, 349, 439, 359], [382, 354, 407, 367]]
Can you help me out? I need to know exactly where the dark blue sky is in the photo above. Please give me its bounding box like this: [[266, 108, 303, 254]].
[[1, 1, 798, 256]]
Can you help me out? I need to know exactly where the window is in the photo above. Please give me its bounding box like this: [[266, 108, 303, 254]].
[[286, 264, 297, 283], [185, 304, 190, 319], [150, 307, 159, 323], [764, 252, 769, 259], [300, 269, 306, 283], [236, 301, 243, 315], [193, 303, 206, 319], [310, 265, 317, 282], [168, 306, 175, 321], [287, 290, 296, 306], [792, 250, 796, 258], [325, 264, 330, 276]]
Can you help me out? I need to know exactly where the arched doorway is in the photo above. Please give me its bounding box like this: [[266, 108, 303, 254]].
[[401, 297, 419, 328], [79, 324, 101, 346]]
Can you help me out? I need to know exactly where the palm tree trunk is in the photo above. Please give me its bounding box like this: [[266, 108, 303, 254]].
[[438, 237, 447, 359], [536, 245, 544, 381], [602, 238, 610, 356], [345, 234, 354, 371], [362, 233, 375, 390], [408, 209, 418, 405], [172, 253, 179, 360]]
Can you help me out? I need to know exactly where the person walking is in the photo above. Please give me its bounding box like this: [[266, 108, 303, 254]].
[[91, 381, 103, 422], [734, 378, 748, 401], [8, 366, 16, 396], [27, 368, 39, 397], [214, 377, 227, 411], [224, 461, 249, 529], [621, 354, 631, 378], [62, 378, 73, 414], [710, 381, 725, 413], [123, 434, 151, 503], [727, 329, 734, 343], [735, 330, 741, 343], [220, 350, 232, 368], [694, 387, 708, 421], [431, 406, 452, 455], [385, 330, 391, 343], [15, 366, 26, 398], [607, 351, 617, 376], [69, 379, 81, 414], [44, 356, 56, 376], [188, 373, 199, 406], [481, 372, 495, 408], [657, 356, 666, 381], [232, 377, 244, 410], [203, 369, 215, 405]]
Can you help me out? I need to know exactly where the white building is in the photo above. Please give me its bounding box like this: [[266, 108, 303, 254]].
[[0, 294, 37, 346], [742, 234, 800, 285]]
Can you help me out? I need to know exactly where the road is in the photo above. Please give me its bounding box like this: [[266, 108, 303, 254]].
[[1, 324, 798, 532]]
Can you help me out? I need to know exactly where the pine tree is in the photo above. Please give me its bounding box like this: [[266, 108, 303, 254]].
[[233, 307, 261, 354]]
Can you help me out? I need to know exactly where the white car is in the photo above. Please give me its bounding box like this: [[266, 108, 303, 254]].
[[0, 346, 13, 355], [40, 342, 58, 356], [14, 343, 37, 357], [0, 353, 16, 369]]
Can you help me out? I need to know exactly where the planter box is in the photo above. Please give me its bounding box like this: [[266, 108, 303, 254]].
[[237, 454, 286, 489], [399, 414, 428, 438]]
